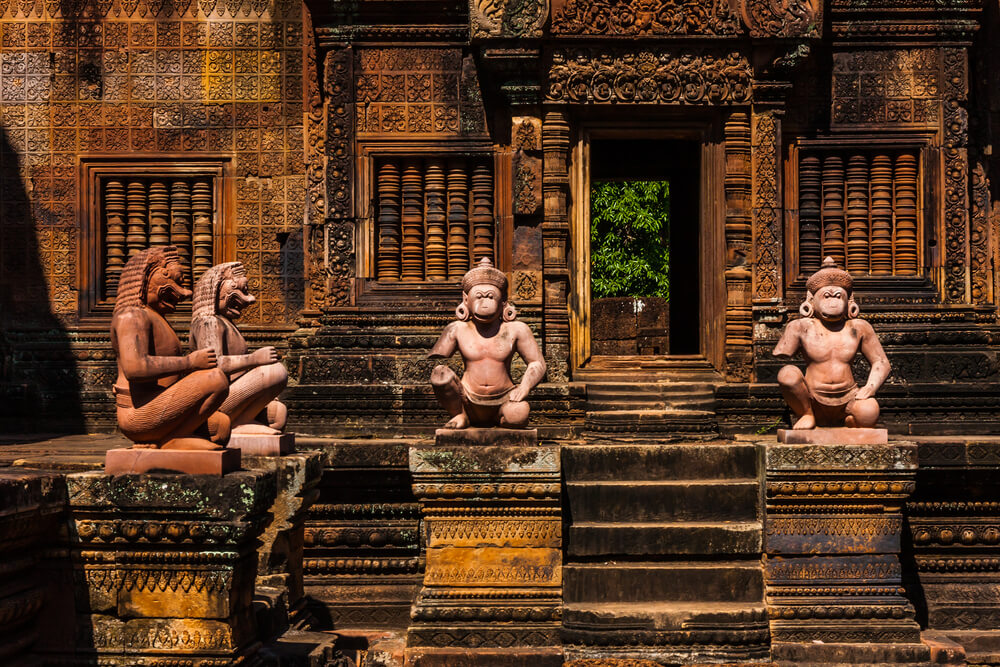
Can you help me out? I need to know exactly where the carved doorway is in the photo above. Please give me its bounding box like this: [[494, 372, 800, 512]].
[[570, 125, 725, 376]]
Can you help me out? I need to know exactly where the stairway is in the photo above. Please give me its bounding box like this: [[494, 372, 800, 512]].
[[562, 442, 770, 664], [583, 382, 719, 438]]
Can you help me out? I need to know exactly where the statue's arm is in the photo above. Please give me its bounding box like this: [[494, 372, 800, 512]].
[[115, 309, 213, 381], [856, 320, 891, 400], [510, 323, 546, 402], [772, 320, 802, 359], [191, 316, 262, 375], [428, 323, 459, 359]]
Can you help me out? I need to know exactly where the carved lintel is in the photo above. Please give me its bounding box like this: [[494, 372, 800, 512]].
[[471, 0, 549, 39]]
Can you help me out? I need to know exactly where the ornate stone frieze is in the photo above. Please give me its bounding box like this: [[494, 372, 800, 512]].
[[767, 443, 918, 470], [942, 47, 969, 303], [832, 48, 941, 127], [471, 0, 549, 38], [737, 0, 822, 37], [545, 48, 752, 105], [551, 0, 741, 36]]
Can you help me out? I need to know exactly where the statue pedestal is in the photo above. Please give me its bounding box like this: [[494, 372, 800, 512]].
[[228, 431, 296, 456], [763, 440, 929, 663], [406, 428, 563, 666], [35, 469, 276, 665], [104, 446, 241, 475], [777, 427, 888, 445]]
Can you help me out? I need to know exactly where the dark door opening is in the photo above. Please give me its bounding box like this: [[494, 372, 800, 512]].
[[589, 138, 700, 356]]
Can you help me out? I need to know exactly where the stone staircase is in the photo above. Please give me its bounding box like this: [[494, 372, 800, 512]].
[[561, 442, 770, 664], [583, 381, 719, 438]]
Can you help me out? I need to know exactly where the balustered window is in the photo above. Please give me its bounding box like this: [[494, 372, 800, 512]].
[[80, 158, 230, 316], [796, 148, 922, 279], [372, 155, 496, 282]]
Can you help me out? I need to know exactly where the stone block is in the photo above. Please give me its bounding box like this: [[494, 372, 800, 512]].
[[432, 427, 538, 449], [408, 433, 561, 658], [228, 431, 296, 456], [776, 427, 888, 445], [104, 446, 241, 475]]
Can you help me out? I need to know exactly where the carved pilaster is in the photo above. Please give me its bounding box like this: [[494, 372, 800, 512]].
[[303, 6, 328, 313], [724, 111, 753, 380], [942, 47, 969, 304], [970, 161, 991, 304], [764, 442, 927, 663], [752, 110, 781, 302], [322, 44, 355, 308], [542, 111, 570, 381], [407, 431, 562, 665]]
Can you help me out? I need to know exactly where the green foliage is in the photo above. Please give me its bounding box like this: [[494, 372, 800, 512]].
[[590, 180, 671, 299]]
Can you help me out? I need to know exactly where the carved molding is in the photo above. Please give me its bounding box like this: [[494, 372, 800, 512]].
[[545, 48, 752, 105], [738, 0, 822, 38], [751, 110, 780, 301], [551, 0, 741, 36]]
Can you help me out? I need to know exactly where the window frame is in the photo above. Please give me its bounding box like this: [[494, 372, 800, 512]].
[[354, 139, 511, 307], [77, 153, 234, 321], [783, 134, 939, 300]]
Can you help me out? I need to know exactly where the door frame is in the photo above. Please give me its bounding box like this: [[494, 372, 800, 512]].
[[568, 122, 726, 375]]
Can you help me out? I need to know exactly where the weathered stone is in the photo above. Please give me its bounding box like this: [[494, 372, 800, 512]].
[[776, 426, 888, 445], [229, 431, 296, 456], [104, 446, 241, 475]]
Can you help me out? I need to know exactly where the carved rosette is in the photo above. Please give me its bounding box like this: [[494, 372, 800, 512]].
[[764, 442, 923, 657], [471, 0, 549, 39], [546, 48, 752, 105], [407, 435, 562, 654]]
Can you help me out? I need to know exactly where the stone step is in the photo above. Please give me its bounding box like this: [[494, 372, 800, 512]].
[[562, 601, 768, 632], [586, 382, 716, 397], [584, 409, 719, 434], [586, 397, 716, 412], [567, 521, 762, 557], [563, 561, 764, 604], [566, 479, 759, 522], [563, 443, 757, 482]]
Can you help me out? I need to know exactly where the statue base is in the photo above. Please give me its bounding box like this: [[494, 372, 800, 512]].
[[104, 447, 241, 475], [434, 427, 538, 447], [228, 431, 295, 456], [777, 427, 888, 445]]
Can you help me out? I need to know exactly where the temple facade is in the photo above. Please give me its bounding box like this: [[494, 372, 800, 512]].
[[3, 0, 1000, 665]]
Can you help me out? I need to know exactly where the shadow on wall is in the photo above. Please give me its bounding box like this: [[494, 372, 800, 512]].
[[0, 124, 85, 436]]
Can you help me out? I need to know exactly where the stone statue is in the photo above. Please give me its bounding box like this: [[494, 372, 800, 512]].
[[430, 258, 546, 429], [190, 261, 288, 435], [111, 246, 230, 450], [773, 257, 891, 429]]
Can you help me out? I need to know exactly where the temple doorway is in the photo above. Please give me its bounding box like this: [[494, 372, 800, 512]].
[[587, 138, 701, 357]]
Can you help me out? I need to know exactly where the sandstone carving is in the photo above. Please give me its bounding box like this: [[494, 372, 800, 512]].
[[773, 257, 891, 430], [190, 261, 288, 435], [429, 258, 546, 428], [111, 246, 230, 450]]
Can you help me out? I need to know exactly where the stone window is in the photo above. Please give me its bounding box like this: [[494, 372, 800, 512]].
[[79, 157, 231, 317], [371, 155, 496, 283], [794, 147, 922, 280]]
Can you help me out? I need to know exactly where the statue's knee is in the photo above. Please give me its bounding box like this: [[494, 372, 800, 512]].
[[205, 368, 229, 394], [850, 397, 880, 426], [431, 365, 455, 387], [267, 361, 288, 390], [777, 365, 803, 387], [501, 401, 529, 427]]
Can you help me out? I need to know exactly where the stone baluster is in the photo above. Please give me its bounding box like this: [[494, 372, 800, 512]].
[[147, 180, 170, 247], [126, 179, 148, 258], [798, 155, 822, 275], [446, 159, 470, 279], [869, 154, 893, 275], [845, 153, 870, 275], [821, 155, 846, 269], [893, 153, 919, 276], [470, 160, 494, 265], [170, 180, 192, 274], [192, 179, 214, 283], [104, 179, 127, 298], [401, 159, 424, 281], [376, 160, 401, 281], [424, 159, 448, 281]]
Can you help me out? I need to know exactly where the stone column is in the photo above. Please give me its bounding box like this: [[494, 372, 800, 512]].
[[0, 470, 65, 664], [35, 470, 276, 665], [763, 440, 929, 663], [407, 428, 562, 666]]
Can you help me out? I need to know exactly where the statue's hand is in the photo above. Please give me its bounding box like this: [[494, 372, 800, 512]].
[[855, 385, 875, 401], [509, 386, 527, 403], [189, 348, 218, 370], [252, 346, 279, 365]]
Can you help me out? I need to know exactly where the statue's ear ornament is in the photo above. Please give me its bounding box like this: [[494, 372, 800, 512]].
[[799, 291, 815, 318], [455, 302, 470, 321], [848, 298, 860, 319]]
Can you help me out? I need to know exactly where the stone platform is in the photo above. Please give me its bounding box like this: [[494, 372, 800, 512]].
[[776, 426, 888, 445], [407, 428, 563, 666], [229, 431, 296, 456], [104, 446, 241, 475]]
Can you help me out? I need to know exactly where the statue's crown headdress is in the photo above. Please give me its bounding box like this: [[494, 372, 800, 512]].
[[461, 257, 507, 295], [114, 246, 181, 315], [806, 257, 853, 294], [192, 261, 244, 319]]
